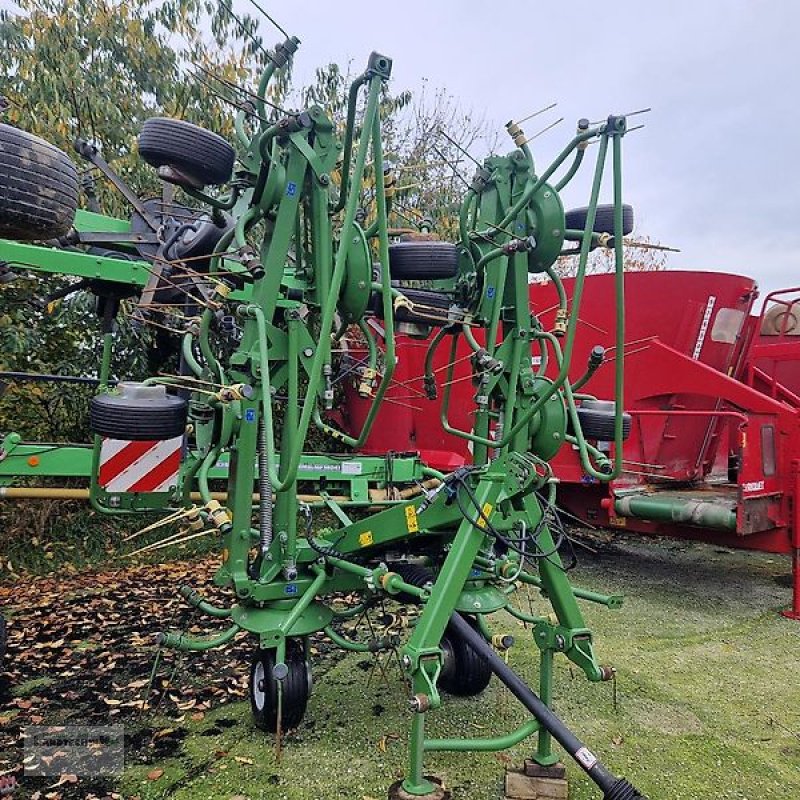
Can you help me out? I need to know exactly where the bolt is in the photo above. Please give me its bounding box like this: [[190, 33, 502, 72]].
[[303, 347, 314, 358], [319, 174, 330, 185], [401, 654, 411, 669], [555, 634, 566, 650], [473, 601, 481, 609]]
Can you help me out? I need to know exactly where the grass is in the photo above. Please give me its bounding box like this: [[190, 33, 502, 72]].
[[113, 535, 800, 800]]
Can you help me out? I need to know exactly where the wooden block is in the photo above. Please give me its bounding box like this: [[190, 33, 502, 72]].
[[504, 767, 569, 800], [523, 760, 567, 779]]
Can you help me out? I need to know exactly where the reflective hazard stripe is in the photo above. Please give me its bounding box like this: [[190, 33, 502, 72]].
[[98, 436, 183, 493]]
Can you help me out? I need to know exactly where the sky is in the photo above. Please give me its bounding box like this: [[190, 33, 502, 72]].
[[253, 0, 799, 300], [1, 0, 797, 299]]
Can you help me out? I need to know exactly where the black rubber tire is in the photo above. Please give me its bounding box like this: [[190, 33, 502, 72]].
[[389, 241, 459, 279], [438, 619, 492, 697], [564, 203, 634, 236], [575, 399, 632, 441], [138, 118, 235, 187], [388, 565, 490, 695], [90, 384, 188, 440], [250, 638, 311, 732], [0, 123, 78, 240], [390, 563, 435, 604]]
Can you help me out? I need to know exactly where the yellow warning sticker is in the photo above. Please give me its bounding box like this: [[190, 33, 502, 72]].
[[609, 515, 627, 528], [477, 502, 493, 529], [405, 505, 419, 533], [359, 531, 374, 547]]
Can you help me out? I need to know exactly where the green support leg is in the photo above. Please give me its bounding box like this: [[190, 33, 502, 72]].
[[533, 646, 558, 766]]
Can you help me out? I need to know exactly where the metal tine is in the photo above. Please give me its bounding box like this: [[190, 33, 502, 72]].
[[436, 128, 483, 168], [133, 262, 216, 310], [126, 528, 214, 558], [244, 0, 291, 39], [621, 238, 680, 253], [192, 61, 288, 115], [122, 507, 197, 542], [121, 310, 188, 336], [529, 117, 565, 141], [588, 107, 652, 126], [190, 69, 276, 124], [157, 372, 226, 388], [217, 0, 273, 62], [514, 102, 558, 126], [430, 144, 471, 190]]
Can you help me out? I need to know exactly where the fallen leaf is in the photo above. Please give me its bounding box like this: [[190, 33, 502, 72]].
[[234, 756, 253, 765], [147, 769, 164, 781]]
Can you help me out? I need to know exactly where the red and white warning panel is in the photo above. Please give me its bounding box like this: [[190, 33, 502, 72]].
[[98, 436, 184, 493]]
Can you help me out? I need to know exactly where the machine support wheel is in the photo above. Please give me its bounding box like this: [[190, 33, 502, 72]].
[[438, 618, 492, 696], [389, 565, 492, 696], [574, 399, 632, 441], [138, 117, 235, 187], [0, 123, 79, 240], [249, 638, 312, 732], [388, 241, 459, 279], [564, 203, 634, 236]]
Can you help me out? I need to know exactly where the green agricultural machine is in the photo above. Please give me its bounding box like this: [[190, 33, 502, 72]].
[[0, 36, 646, 800]]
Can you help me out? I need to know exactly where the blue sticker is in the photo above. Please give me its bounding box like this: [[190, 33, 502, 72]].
[[245, 408, 256, 423], [286, 181, 297, 197], [284, 584, 299, 595], [487, 286, 496, 299], [470, 569, 481, 578]]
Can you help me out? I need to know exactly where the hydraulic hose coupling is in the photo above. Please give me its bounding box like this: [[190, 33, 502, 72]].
[[205, 499, 232, 533], [589, 344, 605, 368], [473, 348, 504, 375], [423, 374, 437, 400], [179, 585, 201, 605], [182, 506, 205, 534], [238, 244, 266, 280], [576, 117, 591, 150], [554, 307, 568, 337], [214, 383, 254, 403], [394, 294, 412, 313], [492, 633, 515, 651], [271, 36, 300, 68], [501, 235, 537, 255], [358, 366, 378, 398], [210, 281, 232, 308], [384, 169, 396, 199], [505, 119, 528, 147]]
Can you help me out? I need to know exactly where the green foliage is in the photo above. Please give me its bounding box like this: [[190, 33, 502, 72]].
[[0, 0, 270, 440], [0, 0, 269, 214]]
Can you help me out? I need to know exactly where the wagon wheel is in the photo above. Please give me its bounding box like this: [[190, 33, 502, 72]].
[[0, 123, 79, 240], [249, 637, 312, 732]]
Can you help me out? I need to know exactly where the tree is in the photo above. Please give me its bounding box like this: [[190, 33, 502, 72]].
[[0, 0, 270, 214], [555, 234, 671, 277], [0, 0, 271, 439]]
